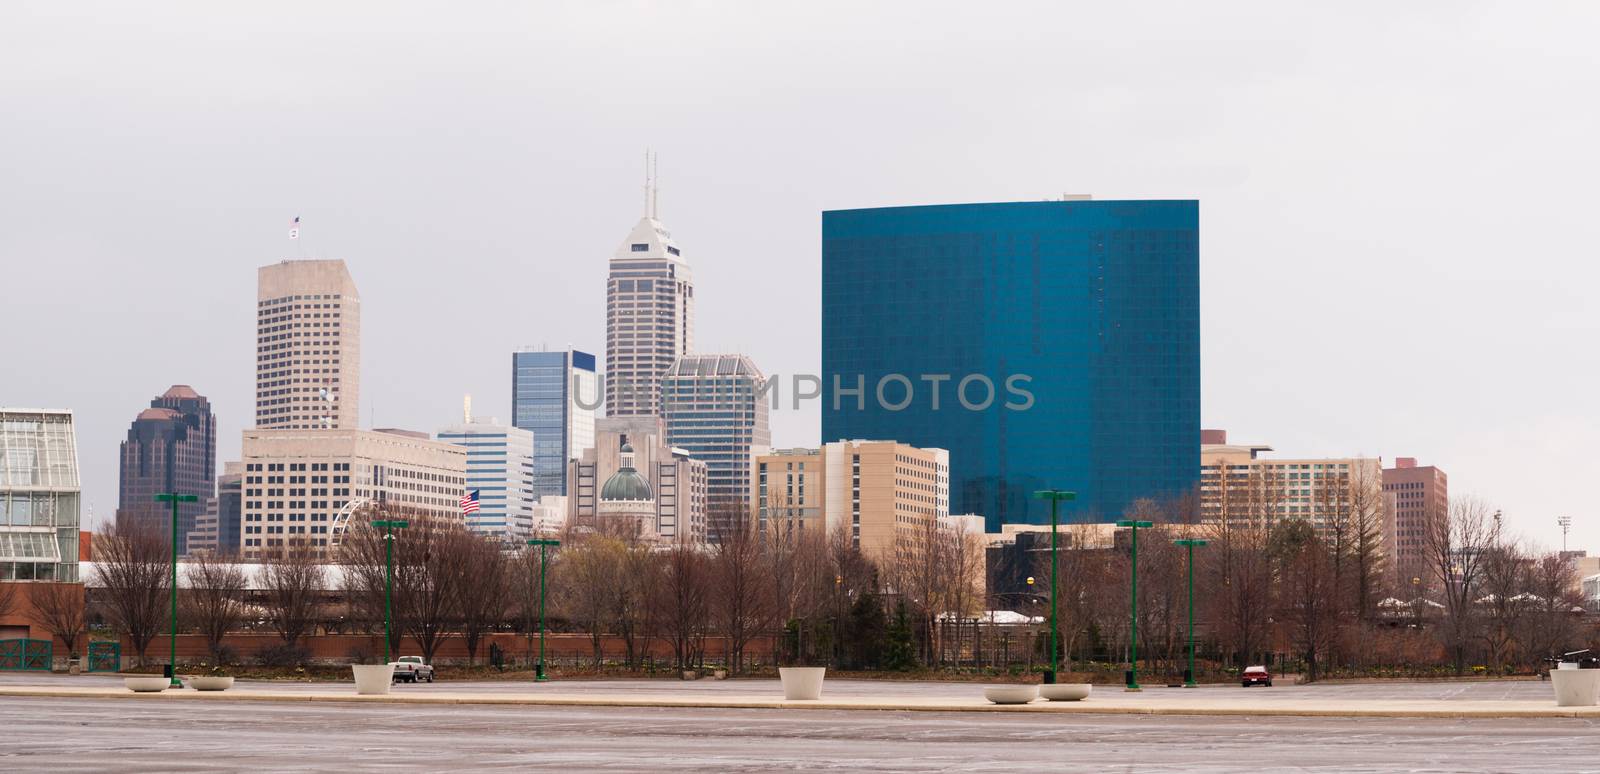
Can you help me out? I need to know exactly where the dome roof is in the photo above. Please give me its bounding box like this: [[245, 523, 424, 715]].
[[161, 385, 200, 399], [600, 467, 653, 502], [136, 407, 181, 422]]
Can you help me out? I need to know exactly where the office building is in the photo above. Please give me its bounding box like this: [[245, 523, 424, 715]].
[[752, 440, 949, 567], [0, 409, 82, 583], [186, 461, 242, 555], [511, 348, 597, 498], [116, 385, 216, 555], [822, 200, 1200, 528], [1382, 457, 1448, 582], [662, 354, 769, 541], [239, 428, 466, 559], [436, 418, 536, 541], [569, 416, 708, 543], [1200, 429, 1385, 534], [256, 259, 361, 430], [604, 208, 694, 417]]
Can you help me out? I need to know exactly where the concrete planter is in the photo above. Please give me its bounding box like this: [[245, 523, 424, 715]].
[[1039, 683, 1092, 701], [983, 685, 1038, 705], [681, 670, 698, 680], [779, 667, 826, 700], [124, 677, 170, 693], [1551, 668, 1600, 707], [190, 676, 235, 692], [352, 664, 396, 695]]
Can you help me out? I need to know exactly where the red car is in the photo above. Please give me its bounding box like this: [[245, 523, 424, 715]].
[[1241, 665, 1273, 687]]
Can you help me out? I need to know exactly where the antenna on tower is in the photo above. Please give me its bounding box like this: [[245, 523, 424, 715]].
[[652, 152, 660, 219], [464, 393, 473, 424], [1559, 514, 1573, 553]]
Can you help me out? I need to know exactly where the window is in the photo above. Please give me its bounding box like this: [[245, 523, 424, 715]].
[[631, 243, 649, 252]]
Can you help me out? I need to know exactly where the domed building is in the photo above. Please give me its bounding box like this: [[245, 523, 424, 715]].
[[595, 439, 660, 540]]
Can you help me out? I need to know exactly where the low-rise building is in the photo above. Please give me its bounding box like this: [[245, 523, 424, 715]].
[[1199, 429, 1385, 536], [239, 428, 466, 558], [752, 440, 949, 567]]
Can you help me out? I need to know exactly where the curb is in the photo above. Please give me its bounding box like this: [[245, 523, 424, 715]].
[[2, 687, 1596, 719]]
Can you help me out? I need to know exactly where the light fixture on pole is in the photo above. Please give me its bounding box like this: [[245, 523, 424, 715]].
[[1115, 518, 1154, 691], [1031, 489, 1076, 685], [1174, 538, 1209, 688], [526, 538, 560, 682], [154, 492, 198, 687], [371, 517, 410, 663]]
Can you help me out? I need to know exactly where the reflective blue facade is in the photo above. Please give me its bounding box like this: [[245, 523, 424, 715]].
[[822, 201, 1199, 528], [512, 350, 596, 498]]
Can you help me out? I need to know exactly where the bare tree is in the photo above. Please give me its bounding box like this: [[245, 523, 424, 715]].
[[91, 521, 170, 665], [259, 539, 326, 649], [710, 508, 775, 675], [394, 515, 471, 664], [1476, 542, 1528, 672], [456, 535, 509, 666], [1423, 495, 1503, 675], [1273, 519, 1341, 682], [181, 552, 248, 663], [1204, 462, 1277, 668], [337, 510, 404, 658], [556, 530, 628, 663], [30, 583, 87, 661], [0, 580, 17, 624], [1516, 551, 1584, 670], [652, 540, 710, 670]]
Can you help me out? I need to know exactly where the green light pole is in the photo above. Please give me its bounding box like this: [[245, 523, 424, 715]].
[[1031, 489, 1076, 685], [1174, 538, 1208, 688], [1115, 519, 1153, 691], [154, 492, 197, 687], [527, 538, 560, 682], [371, 518, 409, 663]]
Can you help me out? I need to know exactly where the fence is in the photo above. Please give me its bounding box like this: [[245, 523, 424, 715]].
[[0, 638, 53, 671]]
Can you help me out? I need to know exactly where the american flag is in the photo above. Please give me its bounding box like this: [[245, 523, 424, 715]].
[[460, 490, 480, 515], [288, 216, 300, 240]]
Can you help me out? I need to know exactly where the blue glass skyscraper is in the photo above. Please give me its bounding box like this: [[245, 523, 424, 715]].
[[821, 200, 1199, 528]]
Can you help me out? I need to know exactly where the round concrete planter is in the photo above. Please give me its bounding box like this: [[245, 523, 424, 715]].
[[124, 677, 170, 693], [1551, 668, 1600, 707], [352, 664, 396, 695], [190, 676, 235, 692], [779, 667, 826, 700], [1039, 683, 1091, 702], [983, 685, 1038, 705]]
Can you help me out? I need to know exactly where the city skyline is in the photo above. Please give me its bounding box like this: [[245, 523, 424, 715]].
[[4, 3, 1597, 552]]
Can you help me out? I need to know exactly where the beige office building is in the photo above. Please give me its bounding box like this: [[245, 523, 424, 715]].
[[1199, 429, 1384, 534], [239, 428, 466, 558], [752, 440, 949, 566], [256, 259, 361, 430]]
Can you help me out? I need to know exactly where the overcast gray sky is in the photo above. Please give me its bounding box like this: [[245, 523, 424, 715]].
[[4, 1, 1597, 550]]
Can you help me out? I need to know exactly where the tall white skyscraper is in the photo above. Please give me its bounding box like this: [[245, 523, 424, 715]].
[[605, 184, 694, 417], [255, 260, 361, 430]]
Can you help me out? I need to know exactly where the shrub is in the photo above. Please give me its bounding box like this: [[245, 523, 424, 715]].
[[255, 644, 311, 667]]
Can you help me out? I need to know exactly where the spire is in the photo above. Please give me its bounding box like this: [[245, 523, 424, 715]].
[[643, 149, 661, 219]]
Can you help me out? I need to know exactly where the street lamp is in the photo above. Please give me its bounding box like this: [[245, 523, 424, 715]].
[[526, 538, 560, 682], [1174, 538, 1208, 688], [154, 492, 198, 687], [1032, 489, 1077, 685], [1115, 518, 1154, 691], [371, 518, 409, 663]]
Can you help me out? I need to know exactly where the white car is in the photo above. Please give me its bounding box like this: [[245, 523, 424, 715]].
[[389, 656, 435, 683]]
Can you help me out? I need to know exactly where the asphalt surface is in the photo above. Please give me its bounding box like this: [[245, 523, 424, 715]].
[[4, 694, 1599, 772], [1, 675, 1595, 772]]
